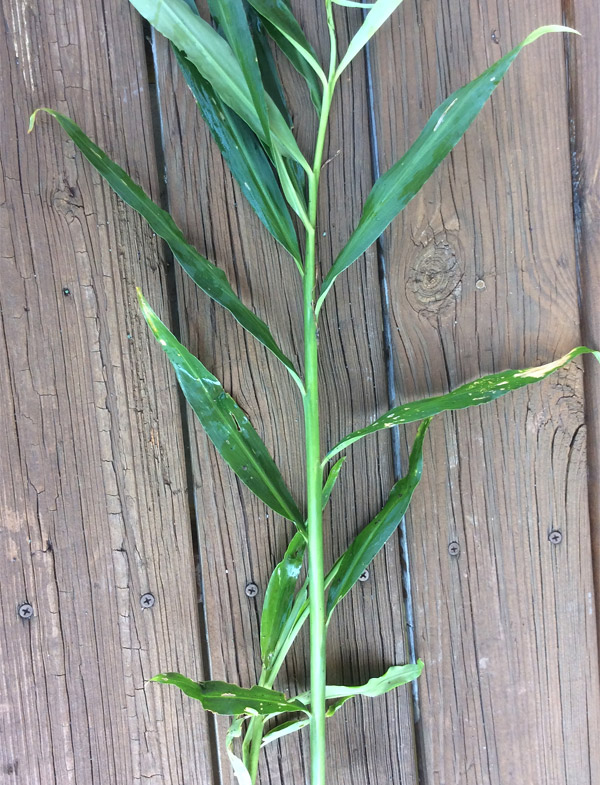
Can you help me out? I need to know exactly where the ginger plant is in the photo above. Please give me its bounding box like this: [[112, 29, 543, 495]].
[[30, 1, 595, 783]]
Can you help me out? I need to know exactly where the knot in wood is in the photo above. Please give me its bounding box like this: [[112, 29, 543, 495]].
[[406, 241, 462, 319]]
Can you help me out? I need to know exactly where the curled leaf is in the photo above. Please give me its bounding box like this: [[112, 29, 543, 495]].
[[326, 346, 599, 460], [263, 661, 423, 745], [226, 719, 253, 785]]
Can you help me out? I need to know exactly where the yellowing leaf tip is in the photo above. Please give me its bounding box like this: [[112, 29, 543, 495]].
[[28, 107, 48, 133]]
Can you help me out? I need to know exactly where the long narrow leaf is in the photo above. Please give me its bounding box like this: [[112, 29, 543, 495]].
[[152, 673, 308, 715], [297, 660, 424, 707], [173, 50, 302, 266], [260, 531, 307, 668], [321, 457, 346, 509], [318, 26, 577, 308], [336, 0, 404, 78], [326, 420, 430, 617], [207, 0, 271, 141], [29, 109, 302, 387], [249, 12, 308, 194], [250, 13, 292, 120], [138, 292, 304, 529], [247, 0, 326, 94], [263, 661, 423, 745], [261, 18, 323, 114], [326, 346, 599, 460], [129, 0, 309, 171], [261, 717, 310, 747]]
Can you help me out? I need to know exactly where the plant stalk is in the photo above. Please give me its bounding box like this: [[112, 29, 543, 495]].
[[304, 11, 337, 781], [303, 223, 326, 785]]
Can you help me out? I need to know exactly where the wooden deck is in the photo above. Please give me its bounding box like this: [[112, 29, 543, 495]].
[[2, 1, 599, 783]]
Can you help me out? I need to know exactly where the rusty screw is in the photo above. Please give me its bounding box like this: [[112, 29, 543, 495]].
[[358, 569, 370, 582], [245, 582, 259, 598], [140, 593, 155, 609], [18, 603, 33, 619], [548, 530, 563, 545], [448, 541, 460, 557]]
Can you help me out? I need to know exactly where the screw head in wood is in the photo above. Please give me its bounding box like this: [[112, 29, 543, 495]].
[[245, 582, 258, 598], [358, 569, 370, 582], [448, 541, 460, 557], [62, 287, 71, 296], [140, 593, 155, 608], [18, 603, 33, 619], [548, 530, 563, 545]]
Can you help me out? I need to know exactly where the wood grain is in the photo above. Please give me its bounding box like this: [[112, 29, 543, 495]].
[[152, 2, 418, 783], [0, 1, 214, 782], [569, 0, 600, 657], [368, 0, 600, 783]]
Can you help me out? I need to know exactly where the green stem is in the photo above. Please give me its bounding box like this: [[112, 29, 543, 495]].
[[304, 12, 337, 783], [303, 227, 325, 785], [240, 11, 338, 783]]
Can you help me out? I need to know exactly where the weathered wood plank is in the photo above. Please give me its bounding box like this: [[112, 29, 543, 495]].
[[368, 0, 600, 782], [152, 2, 418, 782], [570, 0, 600, 655], [0, 1, 214, 782]]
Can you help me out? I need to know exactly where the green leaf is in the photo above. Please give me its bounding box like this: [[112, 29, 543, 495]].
[[260, 531, 307, 668], [137, 292, 305, 529], [321, 457, 346, 510], [326, 420, 431, 617], [151, 672, 308, 715], [273, 147, 310, 228], [298, 660, 424, 708], [335, 0, 404, 78], [318, 25, 577, 309], [248, 11, 308, 195], [29, 109, 302, 387], [263, 661, 423, 745], [250, 12, 293, 120], [321, 660, 423, 704], [128, 0, 309, 171], [172, 49, 302, 266], [261, 19, 323, 114], [261, 717, 310, 747], [226, 719, 253, 785], [247, 0, 326, 106], [207, 0, 271, 141], [326, 346, 599, 460]]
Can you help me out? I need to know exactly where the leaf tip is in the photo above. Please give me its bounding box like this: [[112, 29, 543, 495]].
[[524, 25, 580, 47], [28, 107, 48, 134]]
